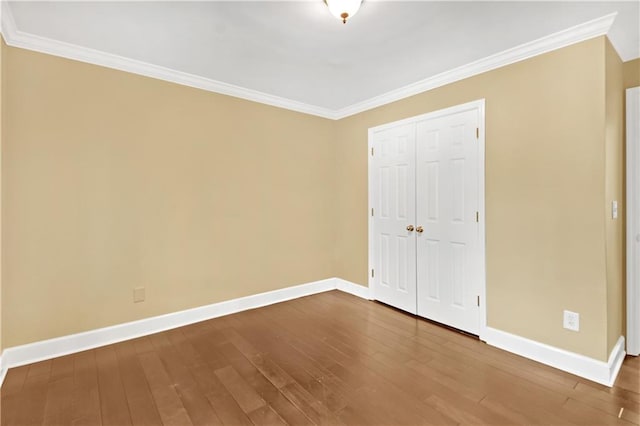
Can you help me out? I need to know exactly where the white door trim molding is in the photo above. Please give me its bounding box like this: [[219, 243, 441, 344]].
[[0, 277, 370, 386], [627, 86, 640, 356], [484, 327, 626, 387], [368, 99, 487, 338], [476, 101, 487, 339], [368, 100, 486, 135]]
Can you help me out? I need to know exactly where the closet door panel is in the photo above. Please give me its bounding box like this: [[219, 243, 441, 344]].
[[416, 109, 480, 335], [371, 124, 417, 314]]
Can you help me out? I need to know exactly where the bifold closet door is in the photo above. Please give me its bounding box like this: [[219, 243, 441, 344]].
[[415, 109, 481, 335], [370, 124, 417, 314]]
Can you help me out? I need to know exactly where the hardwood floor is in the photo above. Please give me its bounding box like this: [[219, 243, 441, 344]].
[[1, 290, 639, 425]]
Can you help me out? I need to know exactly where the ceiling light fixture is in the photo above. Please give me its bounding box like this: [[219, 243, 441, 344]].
[[324, 0, 363, 24]]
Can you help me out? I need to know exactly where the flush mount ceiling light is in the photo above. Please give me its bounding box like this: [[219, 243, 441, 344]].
[[324, 0, 363, 24]]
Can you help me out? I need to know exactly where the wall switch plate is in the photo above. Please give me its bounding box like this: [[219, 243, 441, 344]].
[[133, 287, 145, 303], [563, 310, 580, 331], [612, 201, 618, 219]]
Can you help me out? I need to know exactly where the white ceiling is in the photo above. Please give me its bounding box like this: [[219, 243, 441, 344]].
[[5, 1, 640, 113]]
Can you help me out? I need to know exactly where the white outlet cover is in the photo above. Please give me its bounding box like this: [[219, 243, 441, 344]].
[[612, 200, 618, 219], [563, 310, 580, 332]]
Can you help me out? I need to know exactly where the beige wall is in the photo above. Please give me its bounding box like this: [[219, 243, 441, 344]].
[[2, 45, 336, 347], [604, 39, 625, 354], [1, 36, 628, 363], [334, 37, 611, 360], [624, 58, 640, 89]]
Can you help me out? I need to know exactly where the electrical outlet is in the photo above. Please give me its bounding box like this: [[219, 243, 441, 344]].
[[563, 310, 580, 332], [612, 201, 618, 219], [133, 287, 145, 303]]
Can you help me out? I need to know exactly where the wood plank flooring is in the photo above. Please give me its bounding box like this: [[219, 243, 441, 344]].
[[1, 290, 639, 425]]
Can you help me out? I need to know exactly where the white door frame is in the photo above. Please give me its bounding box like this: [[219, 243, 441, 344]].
[[627, 87, 640, 356], [368, 99, 487, 340]]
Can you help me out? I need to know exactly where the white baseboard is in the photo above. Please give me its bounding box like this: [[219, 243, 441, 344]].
[[0, 353, 6, 387], [483, 327, 625, 387], [2, 280, 625, 389], [0, 277, 370, 386], [335, 278, 372, 300]]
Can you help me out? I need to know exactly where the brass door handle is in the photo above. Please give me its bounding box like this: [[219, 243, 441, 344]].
[[416, 226, 424, 234], [406, 225, 415, 232]]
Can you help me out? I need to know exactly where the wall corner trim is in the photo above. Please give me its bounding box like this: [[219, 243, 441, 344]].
[[0, 277, 369, 386], [483, 327, 626, 387]]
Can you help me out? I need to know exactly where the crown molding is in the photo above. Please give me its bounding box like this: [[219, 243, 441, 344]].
[[0, 2, 337, 120], [0, 3, 616, 121], [333, 12, 617, 119]]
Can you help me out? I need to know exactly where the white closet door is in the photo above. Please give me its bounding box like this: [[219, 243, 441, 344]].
[[371, 123, 417, 314], [415, 109, 480, 334]]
